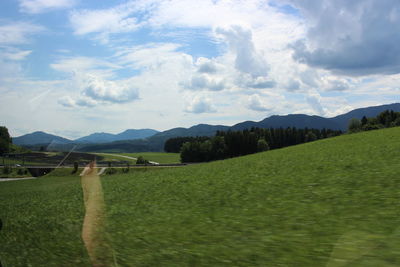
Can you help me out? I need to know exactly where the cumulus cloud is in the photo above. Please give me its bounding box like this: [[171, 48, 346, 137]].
[[196, 57, 218, 74], [58, 74, 139, 108], [290, 0, 400, 75], [286, 79, 301, 91], [183, 74, 226, 91], [247, 94, 271, 112], [0, 21, 44, 45], [184, 95, 216, 114], [19, 0, 76, 14], [81, 75, 139, 104], [58, 96, 75, 107], [306, 90, 326, 116], [216, 25, 269, 78]]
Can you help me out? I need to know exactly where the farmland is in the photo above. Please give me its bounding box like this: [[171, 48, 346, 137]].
[[0, 127, 400, 266]]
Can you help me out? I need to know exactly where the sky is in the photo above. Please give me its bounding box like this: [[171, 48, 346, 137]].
[[1, 0, 400, 139]]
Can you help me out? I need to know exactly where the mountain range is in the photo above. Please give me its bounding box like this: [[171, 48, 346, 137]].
[[13, 129, 159, 146], [12, 103, 400, 152]]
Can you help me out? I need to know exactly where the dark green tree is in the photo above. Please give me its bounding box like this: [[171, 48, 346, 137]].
[[348, 118, 362, 133], [257, 139, 269, 152], [305, 132, 317, 142], [0, 126, 11, 155]]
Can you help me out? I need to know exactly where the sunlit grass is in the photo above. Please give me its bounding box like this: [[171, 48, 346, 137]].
[[120, 152, 181, 164], [1, 128, 400, 266]]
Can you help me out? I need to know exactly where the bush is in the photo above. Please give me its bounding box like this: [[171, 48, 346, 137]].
[[348, 118, 362, 133], [105, 168, 117, 175], [123, 163, 130, 173], [72, 161, 79, 174], [136, 156, 148, 165], [257, 139, 269, 152], [3, 165, 11, 175], [305, 132, 317, 142], [17, 168, 24, 175]]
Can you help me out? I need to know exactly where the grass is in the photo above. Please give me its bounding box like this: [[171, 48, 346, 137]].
[[121, 152, 181, 164], [93, 153, 136, 164], [1, 128, 400, 266], [0, 167, 31, 178]]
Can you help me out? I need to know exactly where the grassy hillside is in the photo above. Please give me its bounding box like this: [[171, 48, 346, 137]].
[[121, 152, 180, 164], [1, 128, 400, 266]]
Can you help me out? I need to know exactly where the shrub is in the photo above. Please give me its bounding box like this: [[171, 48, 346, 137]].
[[305, 132, 317, 142], [257, 139, 269, 152], [3, 165, 11, 175], [72, 161, 79, 174], [348, 118, 362, 133], [123, 163, 130, 173], [17, 168, 24, 175], [136, 156, 148, 165], [105, 168, 117, 175]]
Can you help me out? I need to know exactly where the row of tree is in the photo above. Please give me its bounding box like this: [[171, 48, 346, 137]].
[[0, 126, 12, 155], [164, 136, 211, 153], [179, 127, 342, 163], [348, 110, 400, 132]]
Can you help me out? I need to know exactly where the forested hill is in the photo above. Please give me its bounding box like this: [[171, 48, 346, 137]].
[[12, 103, 400, 152]]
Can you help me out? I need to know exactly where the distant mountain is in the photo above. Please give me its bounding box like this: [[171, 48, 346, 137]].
[[14, 103, 400, 152], [75, 129, 159, 143], [232, 103, 400, 131], [231, 114, 340, 131], [77, 124, 229, 153], [13, 131, 73, 146], [330, 103, 400, 130], [115, 129, 159, 141]]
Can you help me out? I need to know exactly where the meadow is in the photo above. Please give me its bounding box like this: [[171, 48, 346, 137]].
[[0, 128, 400, 266], [121, 152, 181, 164]]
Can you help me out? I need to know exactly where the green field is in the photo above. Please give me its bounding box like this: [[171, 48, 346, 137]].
[[1, 128, 400, 266], [121, 152, 181, 164]]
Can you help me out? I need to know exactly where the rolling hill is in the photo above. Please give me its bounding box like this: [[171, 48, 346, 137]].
[[1, 127, 400, 265], [12, 103, 400, 152], [12, 131, 73, 146], [75, 129, 159, 143]]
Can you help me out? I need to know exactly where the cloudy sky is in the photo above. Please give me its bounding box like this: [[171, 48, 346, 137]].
[[1, 0, 399, 138]]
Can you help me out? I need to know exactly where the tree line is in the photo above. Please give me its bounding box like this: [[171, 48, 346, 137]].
[[348, 110, 400, 133], [0, 126, 12, 155], [175, 127, 342, 163]]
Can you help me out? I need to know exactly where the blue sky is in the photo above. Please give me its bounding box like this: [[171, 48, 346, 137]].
[[1, 0, 400, 139]]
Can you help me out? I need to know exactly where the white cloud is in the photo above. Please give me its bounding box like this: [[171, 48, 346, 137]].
[[81, 74, 139, 104], [306, 90, 326, 116], [114, 43, 191, 71], [246, 94, 272, 112], [58, 96, 75, 107], [290, 0, 400, 75], [19, 0, 76, 14], [1, 48, 32, 61], [51, 56, 121, 78], [196, 57, 218, 74], [215, 24, 269, 78], [0, 21, 44, 45], [183, 74, 227, 91], [68, 1, 152, 42], [184, 95, 216, 114]]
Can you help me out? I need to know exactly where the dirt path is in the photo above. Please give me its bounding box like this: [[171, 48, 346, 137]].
[[0, 177, 36, 182]]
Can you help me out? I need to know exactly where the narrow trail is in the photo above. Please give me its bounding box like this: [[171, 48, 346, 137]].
[[97, 167, 107, 175], [0, 177, 36, 182]]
